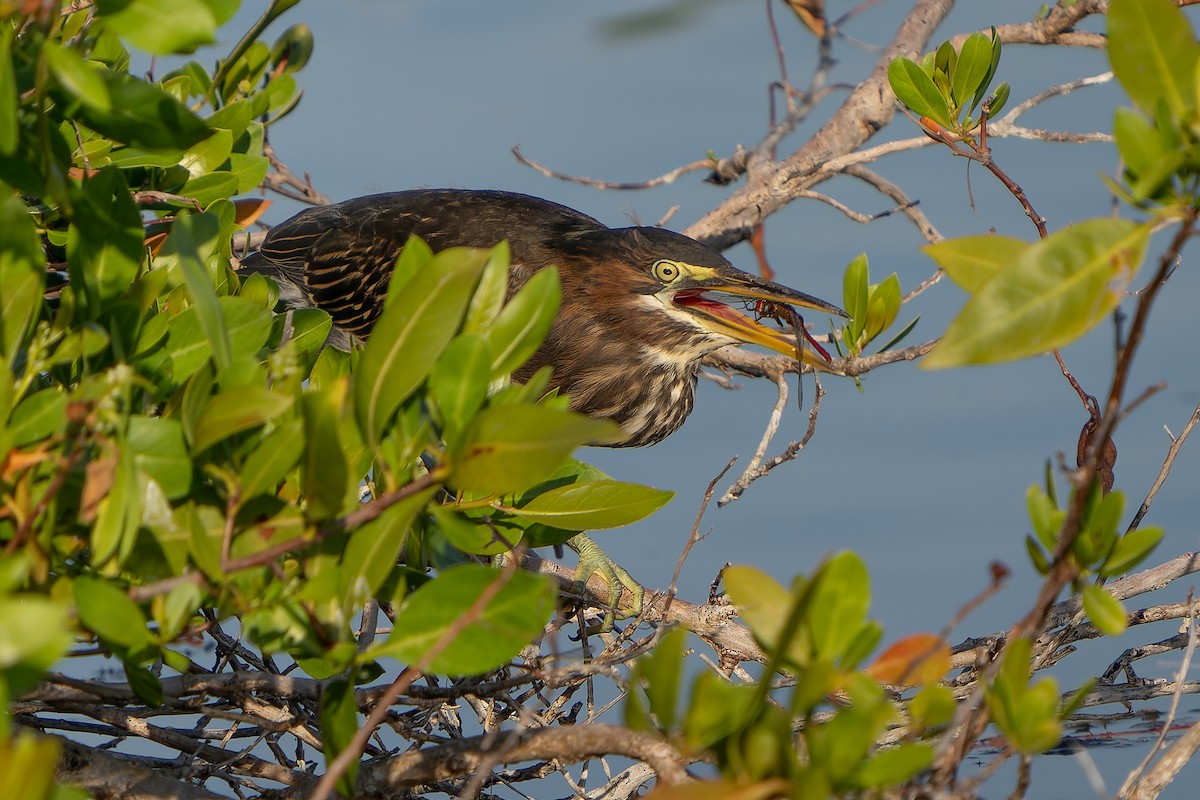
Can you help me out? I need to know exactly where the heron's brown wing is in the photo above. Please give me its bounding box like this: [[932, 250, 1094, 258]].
[[249, 190, 607, 338]]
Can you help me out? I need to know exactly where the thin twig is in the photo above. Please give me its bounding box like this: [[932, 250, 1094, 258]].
[[1128, 401, 1200, 530], [664, 458, 737, 616], [512, 146, 711, 191]]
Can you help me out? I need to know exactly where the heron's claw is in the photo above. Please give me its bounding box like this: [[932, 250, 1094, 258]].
[[568, 534, 643, 633]]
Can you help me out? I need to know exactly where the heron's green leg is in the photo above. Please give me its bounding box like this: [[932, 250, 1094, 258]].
[[568, 533, 643, 632]]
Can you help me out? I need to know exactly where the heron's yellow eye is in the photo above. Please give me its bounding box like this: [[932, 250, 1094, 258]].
[[653, 259, 683, 283]]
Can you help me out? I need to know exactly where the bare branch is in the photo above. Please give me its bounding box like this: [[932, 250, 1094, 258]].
[[48, 732, 227, 800], [1129, 401, 1200, 530], [357, 725, 688, 793], [513, 145, 712, 191]]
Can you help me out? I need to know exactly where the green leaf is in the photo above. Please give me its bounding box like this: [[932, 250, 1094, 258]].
[[923, 235, 1028, 294], [987, 81, 1010, 117], [9, 389, 67, 447], [338, 487, 435, 612], [463, 242, 510, 332], [809, 688, 885, 781], [90, 450, 141, 567], [973, 30, 1003, 112], [43, 41, 111, 111], [512, 480, 673, 530], [167, 296, 273, 381], [1011, 682, 1065, 754], [270, 22, 315, 74], [933, 41, 957, 98], [0, 192, 44, 363], [682, 671, 758, 751], [1025, 484, 1059, 550], [192, 386, 292, 453], [1082, 489, 1124, 563], [430, 507, 524, 556], [839, 620, 883, 671], [0, 596, 72, 694], [227, 152, 269, 193], [383, 235, 430, 311], [923, 220, 1149, 368], [95, 0, 218, 55], [158, 580, 202, 641], [206, 100, 253, 139], [282, 307, 332, 368], [450, 405, 621, 495], [75, 68, 213, 151], [809, 552, 871, 661], [862, 274, 901, 343], [0, 27, 17, 155], [842, 253, 869, 345], [887, 57, 952, 128], [1130, 151, 1185, 203], [1025, 534, 1051, 575], [855, 743, 935, 788], [301, 379, 351, 520], [179, 128, 232, 177], [1101, 526, 1164, 577], [162, 212, 232, 371], [123, 662, 163, 706], [1113, 107, 1164, 178], [910, 684, 958, 729], [483, 267, 560, 378], [179, 363, 214, 456], [180, 171, 240, 208], [1082, 583, 1128, 636], [47, 324, 110, 367], [239, 418, 304, 501], [429, 333, 492, 442], [318, 679, 360, 797], [952, 32, 994, 114], [66, 168, 143, 312], [219, 40, 271, 101], [355, 247, 489, 445], [723, 565, 807, 667], [637, 627, 686, 732], [127, 416, 191, 499], [368, 563, 555, 675], [515, 457, 614, 505], [1107, 0, 1200, 118], [73, 576, 156, 655]]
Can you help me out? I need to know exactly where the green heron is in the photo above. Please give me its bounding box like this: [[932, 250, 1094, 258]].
[[244, 189, 845, 445], [242, 189, 845, 614]]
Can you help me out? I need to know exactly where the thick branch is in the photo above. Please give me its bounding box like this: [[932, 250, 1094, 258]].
[[355, 724, 688, 793], [48, 731, 227, 800]]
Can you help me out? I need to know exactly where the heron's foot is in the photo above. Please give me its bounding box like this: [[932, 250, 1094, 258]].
[[568, 534, 643, 632]]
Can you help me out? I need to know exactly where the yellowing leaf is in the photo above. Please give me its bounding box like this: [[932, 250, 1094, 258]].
[[923, 220, 1149, 368], [923, 235, 1029, 293]]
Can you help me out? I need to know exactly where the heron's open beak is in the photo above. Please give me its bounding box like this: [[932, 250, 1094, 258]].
[[672, 270, 847, 369]]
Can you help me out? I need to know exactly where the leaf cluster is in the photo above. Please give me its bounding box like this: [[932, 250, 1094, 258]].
[[0, 1, 678, 791], [838, 253, 914, 364], [1025, 474, 1162, 637], [627, 555, 952, 796], [887, 28, 1009, 138]]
